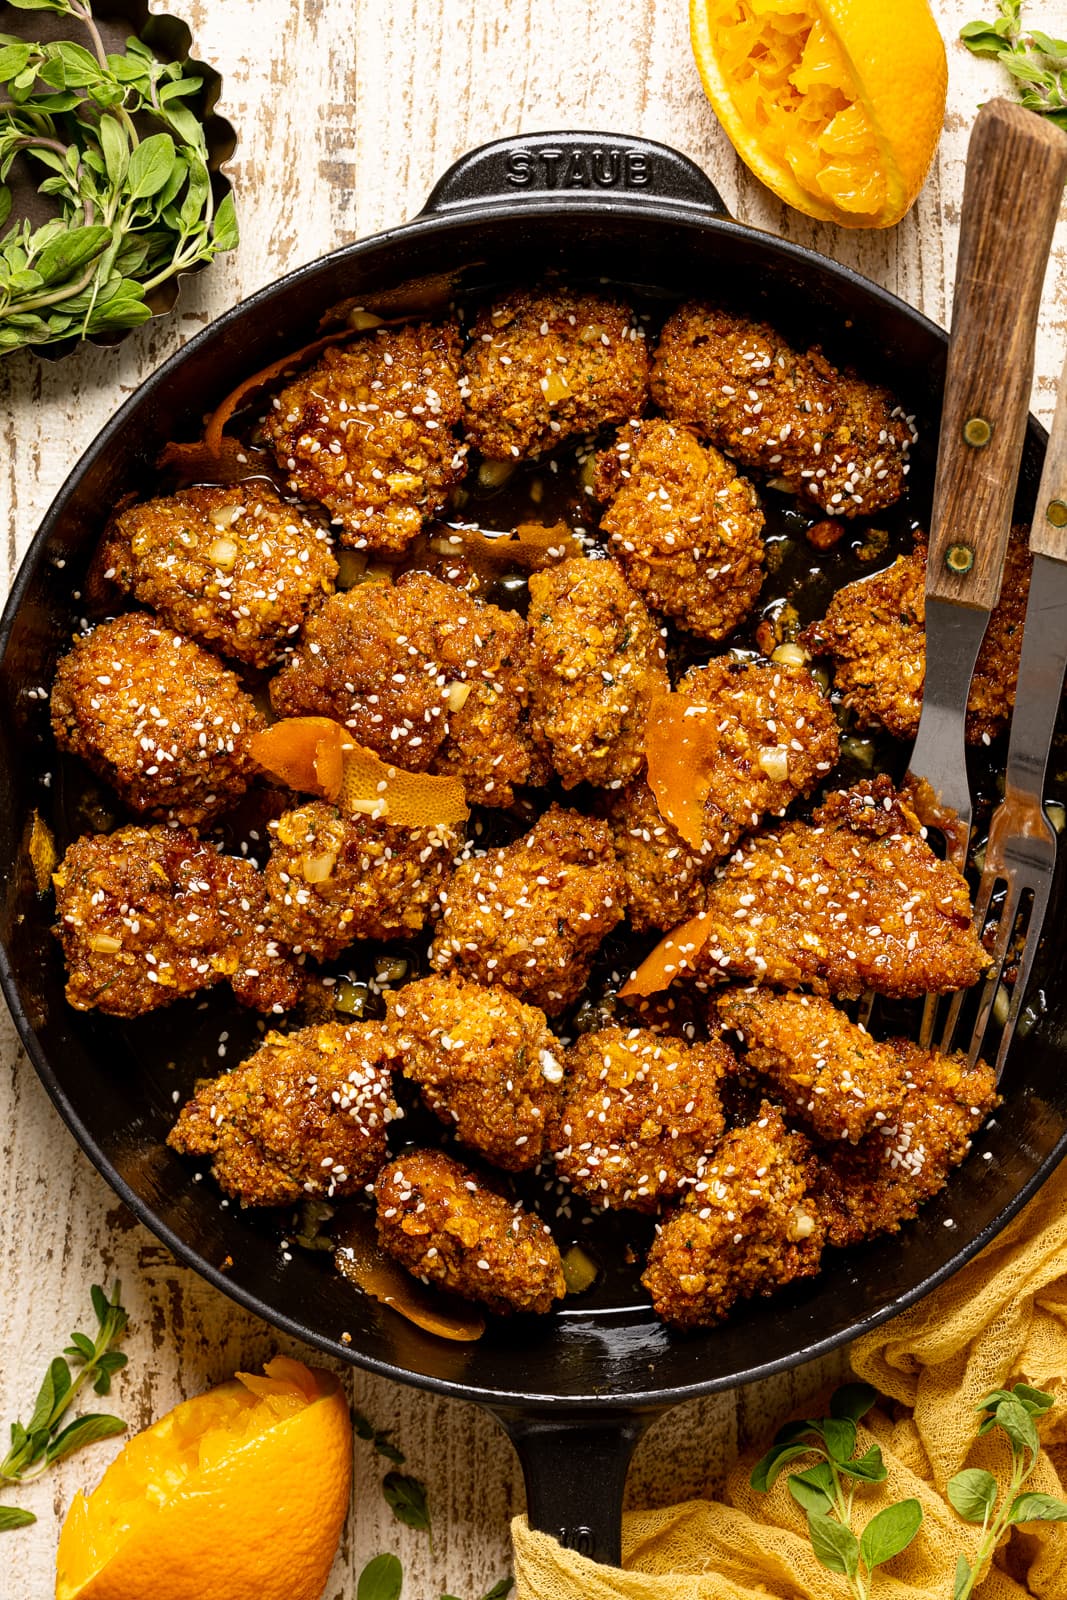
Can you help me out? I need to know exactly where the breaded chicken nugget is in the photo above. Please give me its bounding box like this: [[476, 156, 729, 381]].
[[97, 483, 337, 670], [651, 303, 915, 518], [716, 988, 910, 1144], [604, 776, 714, 934], [799, 530, 1033, 744], [627, 778, 989, 1001], [814, 1045, 998, 1246], [269, 571, 546, 807], [375, 1148, 564, 1314], [385, 973, 562, 1171], [651, 658, 840, 858], [168, 1021, 397, 1205], [53, 824, 302, 1017], [552, 1025, 730, 1211], [462, 287, 649, 459], [527, 556, 668, 789], [594, 417, 765, 640], [51, 612, 263, 827], [429, 803, 624, 1015], [262, 321, 466, 552], [642, 1104, 824, 1328], [264, 801, 461, 961]]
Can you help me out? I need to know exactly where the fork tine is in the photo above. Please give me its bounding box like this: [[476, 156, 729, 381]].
[[936, 987, 966, 1057], [989, 875, 1052, 1078], [916, 820, 974, 1048], [936, 866, 1004, 1054], [965, 874, 1028, 1069]]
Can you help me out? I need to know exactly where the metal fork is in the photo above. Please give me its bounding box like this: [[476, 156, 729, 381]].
[[854, 101, 1067, 1043], [939, 343, 1067, 1077]]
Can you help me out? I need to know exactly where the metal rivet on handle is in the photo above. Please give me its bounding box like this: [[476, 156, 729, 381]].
[[1047, 499, 1067, 529], [962, 416, 992, 448], [945, 543, 976, 574]]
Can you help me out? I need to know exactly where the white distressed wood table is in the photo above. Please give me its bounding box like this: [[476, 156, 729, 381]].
[[2, 3, 1064, 1595]]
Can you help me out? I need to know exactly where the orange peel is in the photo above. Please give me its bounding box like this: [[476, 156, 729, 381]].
[[619, 910, 714, 998], [645, 692, 717, 850], [251, 716, 469, 828], [434, 520, 583, 570], [334, 1210, 485, 1342]]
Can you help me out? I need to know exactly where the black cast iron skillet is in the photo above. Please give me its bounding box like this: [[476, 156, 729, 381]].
[[2, 132, 1065, 1566]]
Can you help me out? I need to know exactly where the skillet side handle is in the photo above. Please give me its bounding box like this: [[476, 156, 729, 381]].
[[419, 132, 729, 218], [492, 1406, 657, 1568]]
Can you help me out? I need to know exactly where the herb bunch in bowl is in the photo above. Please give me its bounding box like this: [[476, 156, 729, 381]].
[[0, 0, 237, 354]]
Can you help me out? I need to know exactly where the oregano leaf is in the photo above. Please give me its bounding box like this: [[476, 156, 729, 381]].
[[750, 1442, 816, 1493], [829, 1383, 879, 1425], [357, 1553, 403, 1600], [1007, 1492, 1067, 1524], [5, 1, 75, 13], [44, 1412, 126, 1465], [995, 1396, 1040, 1460], [1012, 1384, 1056, 1417], [212, 190, 239, 251], [0, 1507, 36, 1531], [947, 1468, 998, 1524], [34, 224, 110, 285], [821, 1417, 857, 1464], [382, 1471, 431, 1535], [787, 1463, 836, 1517], [126, 132, 176, 200], [837, 1444, 887, 1484], [954, 1553, 973, 1600], [859, 1499, 923, 1569], [807, 1511, 859, 1579], [0, 42, 33, 78]]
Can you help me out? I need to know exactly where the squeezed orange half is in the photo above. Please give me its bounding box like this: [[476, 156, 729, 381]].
[[56, 1358, 351, 1600], [690, 0, 947, 227]]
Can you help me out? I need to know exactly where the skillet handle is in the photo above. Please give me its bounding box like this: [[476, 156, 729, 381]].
[[491, 1406, 656, 1567], [420, 132, 729, 218]]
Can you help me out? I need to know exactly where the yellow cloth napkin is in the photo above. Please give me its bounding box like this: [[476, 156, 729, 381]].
[[512, 1156, 1067, 1599]]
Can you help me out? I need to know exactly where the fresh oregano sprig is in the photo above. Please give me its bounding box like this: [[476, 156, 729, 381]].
[[961, 2, 1067, 130], [0, 1281, 129, 1529], [948, 1383, 1067, 1600], [0, 0, 237, 352], [750, 1382, 923, 1600]]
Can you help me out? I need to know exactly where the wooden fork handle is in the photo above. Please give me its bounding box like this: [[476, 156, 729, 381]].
[[927, 98, 1067, 610], [1030, 341, 1067, 562]]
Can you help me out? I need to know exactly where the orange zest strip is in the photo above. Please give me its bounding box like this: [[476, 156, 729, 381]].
[[645, 692, 714, 849], [334, 1212, 485, 1342], [619, 910, 714, 998], [157, 435, 277, 485], [436, 520, 583, 570], [156, 330, 358, 480], [251, 716, 469, 828], [251, 718, 348, 802], [337, 743, 469, 828]]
